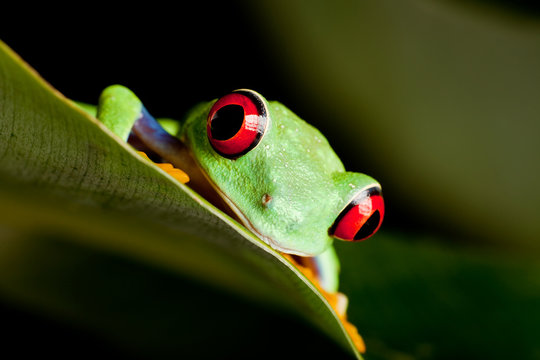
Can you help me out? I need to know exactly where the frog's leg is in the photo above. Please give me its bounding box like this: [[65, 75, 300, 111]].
[[290, 246, 366, 353], [95, 85, 189, 183], [95, 85, 235, 216], [297, 245, 340, 293], [292, 245, 345, 310], [97, 85, 142, 142]]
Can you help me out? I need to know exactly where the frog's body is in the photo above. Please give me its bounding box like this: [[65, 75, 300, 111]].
[[84, 85, 384, 295]]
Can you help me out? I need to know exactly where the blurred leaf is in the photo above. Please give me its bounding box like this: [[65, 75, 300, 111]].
[[248, 0, 540, 253], [336, 235, 540, 360], [0, 41, 361, 358]]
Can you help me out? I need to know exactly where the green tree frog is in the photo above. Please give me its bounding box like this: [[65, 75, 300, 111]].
[[86, 85, 384, 297]]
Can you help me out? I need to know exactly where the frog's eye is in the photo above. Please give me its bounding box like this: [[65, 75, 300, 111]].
[[207, 91, 267, 158], [330, 187, 384, 242]]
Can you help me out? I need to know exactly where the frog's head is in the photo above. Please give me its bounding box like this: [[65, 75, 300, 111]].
[[181, 90, 384, 256]]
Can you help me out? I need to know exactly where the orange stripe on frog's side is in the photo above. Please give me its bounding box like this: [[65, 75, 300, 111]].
[[282, 254, 366, 354]]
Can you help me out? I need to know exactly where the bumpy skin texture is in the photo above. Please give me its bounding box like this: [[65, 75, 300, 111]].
[[181, 93, 379, 257]]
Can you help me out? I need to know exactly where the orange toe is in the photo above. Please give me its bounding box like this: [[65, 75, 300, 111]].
[[137, 151, 190, 184]]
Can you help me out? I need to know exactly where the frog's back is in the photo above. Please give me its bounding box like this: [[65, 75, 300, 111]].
[[268, 101, 344, 175]]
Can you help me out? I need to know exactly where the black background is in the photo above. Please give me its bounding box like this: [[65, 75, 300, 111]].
[[2, 4, 288, 120]]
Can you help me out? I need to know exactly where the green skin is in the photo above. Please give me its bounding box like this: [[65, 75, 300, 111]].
[[87, 85, 381, 293]]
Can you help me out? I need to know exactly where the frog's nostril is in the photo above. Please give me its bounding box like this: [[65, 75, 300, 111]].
[[261, 193, 273, 207]]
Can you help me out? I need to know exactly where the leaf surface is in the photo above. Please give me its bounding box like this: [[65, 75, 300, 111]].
[[0, 41, 362, 358]]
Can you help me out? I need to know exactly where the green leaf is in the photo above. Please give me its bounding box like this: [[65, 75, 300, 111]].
[[0, 41, 362, 358], [335, 234, 540, 360]]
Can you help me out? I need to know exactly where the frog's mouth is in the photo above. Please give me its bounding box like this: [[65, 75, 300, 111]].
[[205, 183, 317, 257]]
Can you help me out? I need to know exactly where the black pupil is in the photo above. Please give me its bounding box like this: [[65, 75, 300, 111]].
[[354, 210, 380, 240], [210, 104, 245, 140]]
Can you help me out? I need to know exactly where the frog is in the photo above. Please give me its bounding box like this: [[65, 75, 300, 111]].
[[80, 85, 384, 295]]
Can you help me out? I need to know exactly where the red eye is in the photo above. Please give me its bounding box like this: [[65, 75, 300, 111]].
[[207, 91, 267, 158], [330, 187, 384, 241]]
